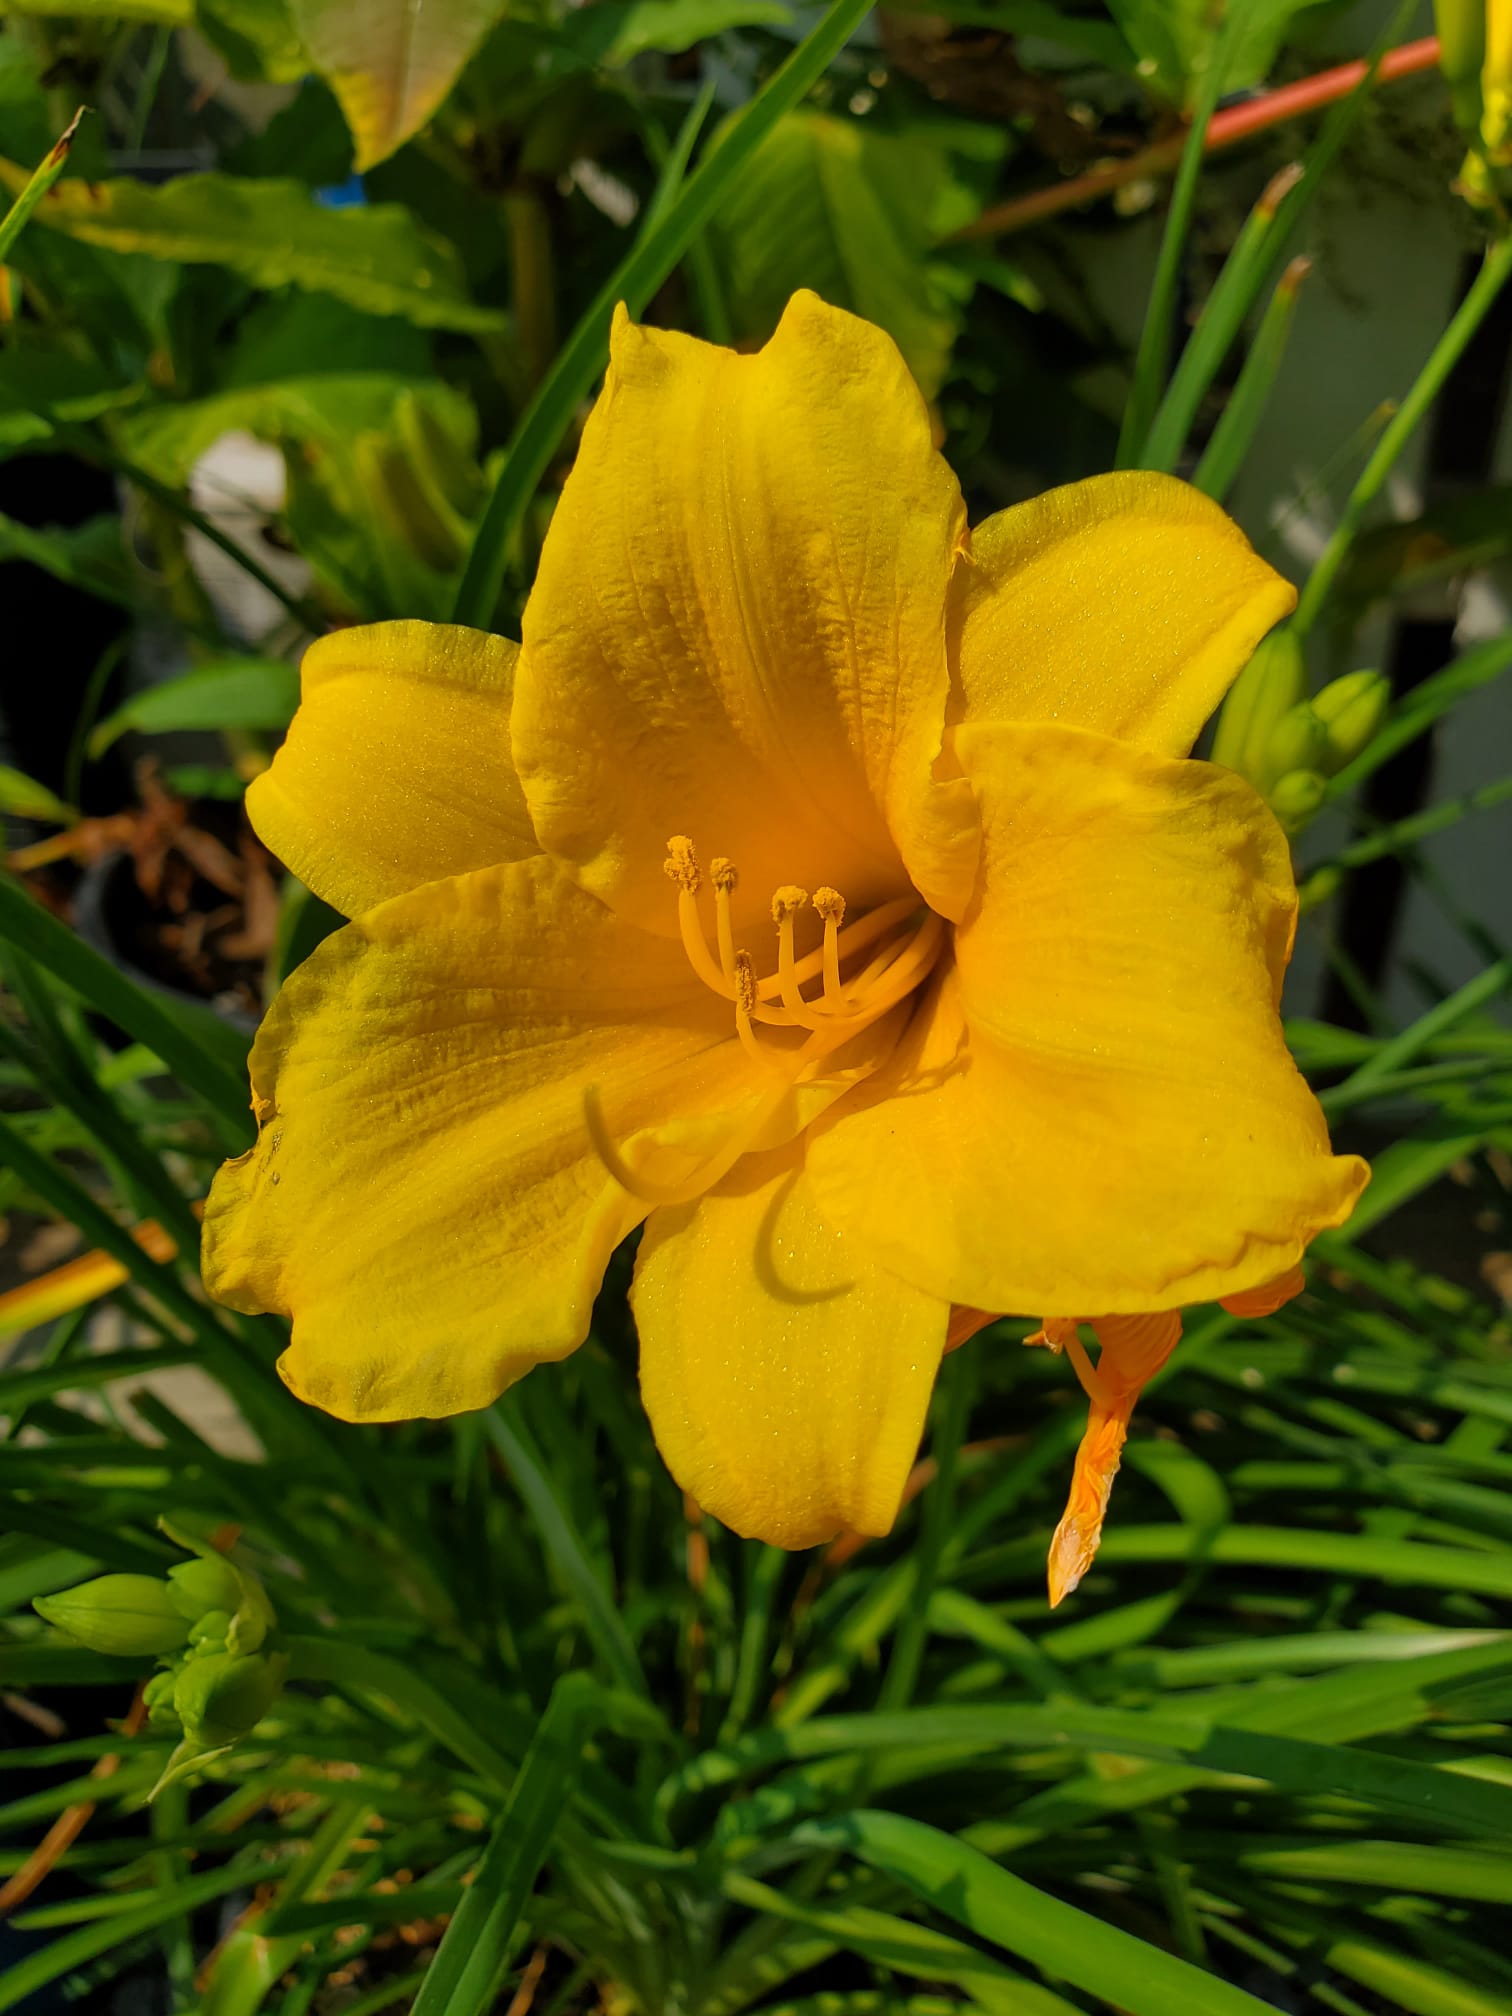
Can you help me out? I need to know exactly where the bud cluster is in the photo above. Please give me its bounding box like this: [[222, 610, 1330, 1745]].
[[33, 1522, 286, 1794], [1211, 628, 1390, 837]]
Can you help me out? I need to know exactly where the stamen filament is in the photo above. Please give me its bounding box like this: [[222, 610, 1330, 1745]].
[[772, 888, 828, 1030], [710, 858, 739, 982], [733, 952, 791, 1073], [814, 887, 846, 1005], [677, 888, 733, 1000], [755, 895, 919, 1003]]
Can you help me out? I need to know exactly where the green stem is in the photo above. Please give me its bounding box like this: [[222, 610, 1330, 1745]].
[[1192, 256, 1309, 502], [505, 184, 557, 392], [1117, 11, 1233, 469], [1293, 235, 1512, 637], [0, 108, 82, 265], [452, 0, 873, 630]]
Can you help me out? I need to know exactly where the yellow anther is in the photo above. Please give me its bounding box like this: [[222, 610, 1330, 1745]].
[[664, 836, 701, 893], [732, 951, 758, 1017], [710, 857, 738, 893], [812, 886, 846, 925], [770, 885, 809, 923]]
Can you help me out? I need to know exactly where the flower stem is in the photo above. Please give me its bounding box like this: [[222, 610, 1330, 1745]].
[[1292, 233, 1512, 638], [951, 37, 1441, 243]]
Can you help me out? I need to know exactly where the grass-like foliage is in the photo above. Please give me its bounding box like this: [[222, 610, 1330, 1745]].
[[1, 0, 1511, 2009]]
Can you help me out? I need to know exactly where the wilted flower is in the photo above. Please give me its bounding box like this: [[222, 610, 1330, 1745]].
[[204, 294, 1367, 1600]]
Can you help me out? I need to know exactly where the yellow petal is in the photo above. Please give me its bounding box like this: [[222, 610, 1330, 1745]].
[[632, 1135, 948, 1549], [1048, 1310, 1181, 1607], [512, 293, 979, 941], [203, 858, 864, 1423], [951, 473, 1296, 758], [248, 622, 536, 919], [808, 722, 1368, 1315]]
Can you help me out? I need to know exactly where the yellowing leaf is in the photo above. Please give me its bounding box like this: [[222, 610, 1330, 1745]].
[[0, 166, 505, 332], [291, 0, 510, 170]]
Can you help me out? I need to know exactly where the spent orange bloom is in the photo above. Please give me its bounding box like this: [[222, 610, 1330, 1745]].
[[203, 293, 1367, 1599]]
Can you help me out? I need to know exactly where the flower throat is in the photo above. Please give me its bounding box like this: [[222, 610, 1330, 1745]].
[[583, 838, 943, 1207]]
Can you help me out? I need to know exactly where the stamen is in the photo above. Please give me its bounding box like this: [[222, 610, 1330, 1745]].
[[754, 893, 917, 1004], [813, 886, 846, 1006], [771, 887, 824, 1027], [663, 836, 700, 894], [732, 952, 784, 1072], [665, 836, 732, 999], [710, 857, 738, 981]]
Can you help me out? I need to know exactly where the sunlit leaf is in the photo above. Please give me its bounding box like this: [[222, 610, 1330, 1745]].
[[711, 109, 1001, 399], [291, 0, 511, 169], [0, 166, 505, 331]]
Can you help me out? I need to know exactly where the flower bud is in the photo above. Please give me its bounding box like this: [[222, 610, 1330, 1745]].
[[1257, 700, 1328, 793], [1436, 0, 1488, 134], [1313, 668, 1390, 774], [34, 1575, 189, 1658], [167, 1556, 242, 1622], [1211, 627, 1307, 783], [143, 1669, 181, 1728], [174, 1651, 287, 1750], [188, 1609, 233, 1648], [1484, 0, 1512, 160], [1269, 769, 1329, 836]]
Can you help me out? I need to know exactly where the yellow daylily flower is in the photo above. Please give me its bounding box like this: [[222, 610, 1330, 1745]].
[[203, 292, 1368, 1596]]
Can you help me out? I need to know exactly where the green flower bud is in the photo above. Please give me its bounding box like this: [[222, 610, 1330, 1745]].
[[189, 1609, 233, 1648], [1257, 701, 1328, 794], [167, 1556, 241, 1622], [1268, 769, 1328, 836], [34, 1575, 188, 1658], [1211, 627, 1307, 783], [143, 1668, 181, 1728], [1312, 669, 1390, 775], [174, 1651, 287, 1750], [158, 1520, 275, 1655]]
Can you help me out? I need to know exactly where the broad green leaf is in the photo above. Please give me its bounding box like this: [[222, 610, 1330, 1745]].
[[564, 0, 795, 64], [710, 109, 997, 398], [198, 0, 309, 84], [1108, 0, 1341, 103], [0, 167, 505, 332], [795, 1811, 1275, 2016], [0, 513, 137, 610], [0, 0, 189, 19], [88, 659, 300, 757], [119, 373, 473, 483], [292, 0, 511, 169], [0, 350, 139, 453], [882, 0, 1135, 70], [0, 766, 74, 824]]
